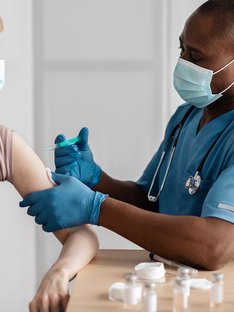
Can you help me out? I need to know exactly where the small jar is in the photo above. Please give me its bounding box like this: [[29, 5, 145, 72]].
[[143, 282, 157, 312], [176, 267, 190, 297], [173, 279, 188, 312], [123, 272, 142, 310], [210, 273, 224, 308]]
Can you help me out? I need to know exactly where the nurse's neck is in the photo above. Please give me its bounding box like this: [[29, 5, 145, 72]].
[[198, 97, 234, 132]]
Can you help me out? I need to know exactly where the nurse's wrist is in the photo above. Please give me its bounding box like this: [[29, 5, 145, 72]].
[[98, 196, 117, 227], [93, 170, 109, 192]]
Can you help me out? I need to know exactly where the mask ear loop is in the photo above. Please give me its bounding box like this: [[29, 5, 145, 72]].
[[220, 81, 234, 94], [213, 58, 234, 75], [212, 58, 234, 95]]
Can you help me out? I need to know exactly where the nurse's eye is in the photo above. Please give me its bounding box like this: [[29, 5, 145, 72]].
[[178, 46, 185, 57], [190, 53, 202, 64]]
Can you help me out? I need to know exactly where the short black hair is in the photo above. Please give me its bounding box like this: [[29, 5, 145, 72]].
[[199, 0, 234, 12], [198, 0, 234, 40]]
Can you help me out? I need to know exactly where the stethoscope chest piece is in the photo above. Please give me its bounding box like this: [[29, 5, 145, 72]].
[[184, 171, 201, 195]]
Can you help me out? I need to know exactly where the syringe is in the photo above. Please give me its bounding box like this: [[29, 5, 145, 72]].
[[44, 136, 81, 151], [149, 252, 198, 275]]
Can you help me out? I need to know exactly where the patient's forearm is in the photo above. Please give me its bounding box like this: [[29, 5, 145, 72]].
[[29, 225, 99, 311], [50, 225, 99, 280]]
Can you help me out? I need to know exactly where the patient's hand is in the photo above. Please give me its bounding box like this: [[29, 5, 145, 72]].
[[29, 266, 70, 312]]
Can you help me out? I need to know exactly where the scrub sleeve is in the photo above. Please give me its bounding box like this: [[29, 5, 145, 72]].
[[201, 164, 234, 224]]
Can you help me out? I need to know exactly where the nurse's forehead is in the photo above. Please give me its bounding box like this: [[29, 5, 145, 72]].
[[180, 11, 229, 55]]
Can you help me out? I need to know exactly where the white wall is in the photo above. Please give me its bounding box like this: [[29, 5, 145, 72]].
[[0, 0, 204, 310], [0, 0, 35, 310]]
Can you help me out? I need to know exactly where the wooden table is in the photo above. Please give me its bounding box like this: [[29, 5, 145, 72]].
[[66, 249, 234, 311]]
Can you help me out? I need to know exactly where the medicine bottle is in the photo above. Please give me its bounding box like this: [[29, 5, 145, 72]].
[[210, 273, 224, 308], [142, 282, 157, 312], [123, 272, 142, 310], [176, 267, 190, 297], [173, 279, 188, 312]]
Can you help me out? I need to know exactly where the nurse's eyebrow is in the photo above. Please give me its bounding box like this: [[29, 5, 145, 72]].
[[179, 36, 205, 54], [188, 46, 204, 54]]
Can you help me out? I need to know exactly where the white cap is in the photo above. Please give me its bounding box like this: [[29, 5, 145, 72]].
[[135, 262, 165, 280]]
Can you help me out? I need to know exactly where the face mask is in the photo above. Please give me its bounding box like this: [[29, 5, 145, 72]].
[[173, 58, 234, 108], [0, 60, 5, 90]]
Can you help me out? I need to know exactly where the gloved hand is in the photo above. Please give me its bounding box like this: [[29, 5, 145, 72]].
[[55, 127, 101, 188], [19, 172, 108, 232]]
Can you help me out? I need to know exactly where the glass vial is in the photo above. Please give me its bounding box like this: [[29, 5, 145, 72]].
[[143, 282, 157, 312], [210, 273, 224, 308], [173, 279, 188, 312], [123, 272, 142, 310], [176, 267, 190, 297]]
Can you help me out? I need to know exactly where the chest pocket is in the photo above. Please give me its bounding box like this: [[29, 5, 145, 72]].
[[175, 171, 214, 216]]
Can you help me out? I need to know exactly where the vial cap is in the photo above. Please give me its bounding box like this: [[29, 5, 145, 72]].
[[177, 267, 190, 276], [175, 278, 187, 287], [126, 272, 138, 282], [145, 282, 156, 289], [212, 273, 224, 281]]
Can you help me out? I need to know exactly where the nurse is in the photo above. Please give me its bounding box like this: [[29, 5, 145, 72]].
[[21, 0, 234, 270]]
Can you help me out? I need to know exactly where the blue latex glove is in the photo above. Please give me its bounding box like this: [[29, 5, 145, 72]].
[[19, 172, 108, 232], [55, 127, 101, 188]]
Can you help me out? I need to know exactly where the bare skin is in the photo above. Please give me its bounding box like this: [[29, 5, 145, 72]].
[[94, 9, 234, 270], [12, 133, 99, 312]]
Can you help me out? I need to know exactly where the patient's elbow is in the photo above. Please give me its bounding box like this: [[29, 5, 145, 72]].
[[53, 228, 71, 245]]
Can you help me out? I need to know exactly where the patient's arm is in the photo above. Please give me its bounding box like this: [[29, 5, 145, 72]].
[[12, 132, 99, 311]]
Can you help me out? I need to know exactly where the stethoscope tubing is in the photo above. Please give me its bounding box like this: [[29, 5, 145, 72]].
[[148, 106, 234, 201], [148, 106, 194, 202]]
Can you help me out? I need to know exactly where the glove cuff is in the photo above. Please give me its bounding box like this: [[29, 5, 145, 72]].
[[89, 164, 102, 188], [90, 192, 108, 225]]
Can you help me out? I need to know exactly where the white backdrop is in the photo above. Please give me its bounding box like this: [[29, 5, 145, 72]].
[[0, 0, 204, 310]]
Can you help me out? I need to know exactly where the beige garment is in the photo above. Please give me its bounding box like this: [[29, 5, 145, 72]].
[[0, 125, 13, 182]]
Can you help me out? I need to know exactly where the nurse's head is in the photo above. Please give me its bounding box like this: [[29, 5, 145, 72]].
[[178, 0, 234, 106]]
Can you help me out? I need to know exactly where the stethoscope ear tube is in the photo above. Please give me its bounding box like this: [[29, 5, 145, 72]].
[[148, 147, 176, 202], [147, 151, 166, 202], [147, 107, 194, 202]]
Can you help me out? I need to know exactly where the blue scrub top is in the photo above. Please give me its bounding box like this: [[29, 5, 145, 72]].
[[137, 103, 234, 223]]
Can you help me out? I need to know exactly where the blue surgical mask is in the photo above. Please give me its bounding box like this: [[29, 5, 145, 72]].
[[173, 58, 234, 108], [0, 60, 5, 90]]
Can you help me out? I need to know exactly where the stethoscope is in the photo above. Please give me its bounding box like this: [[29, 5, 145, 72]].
[[148, 107, 233, 202]]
